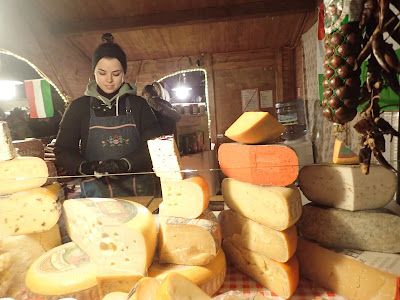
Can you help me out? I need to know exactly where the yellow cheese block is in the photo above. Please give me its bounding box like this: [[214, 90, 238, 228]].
[[156, 272, 211, 299], [297, 237, 400, 300], [158, 209, 221, 266], [0, 156, 48, 195], [97, 273, 143, 299], [25, 242, 100, 299], [128, 277, 160, 300], [147, 135, 184, 180], [333, 138, 359, 164], [219, 209, 297, 262], [224, 112, 285, 144], [222, 240, 299, 299], [222, 178, 302, 231], [63, 198, 157, 275], [160, 175, 210, 219], [148, 249, 226, 296], [0, 187, 61, 235]]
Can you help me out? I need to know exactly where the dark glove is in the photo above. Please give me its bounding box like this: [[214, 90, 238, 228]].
[[79, 161, 100, 175], [96, 159, 129, 174]]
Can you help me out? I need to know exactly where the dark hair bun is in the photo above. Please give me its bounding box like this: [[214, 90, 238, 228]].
[[102, 33, 114, 43]]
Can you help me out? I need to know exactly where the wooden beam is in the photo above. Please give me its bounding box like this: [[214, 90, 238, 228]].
[[52, 1, 317, 36], [274, 48, 283, 103]]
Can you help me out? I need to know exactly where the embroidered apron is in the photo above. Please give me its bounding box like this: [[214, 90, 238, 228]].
[[78, 97, 155, 198]]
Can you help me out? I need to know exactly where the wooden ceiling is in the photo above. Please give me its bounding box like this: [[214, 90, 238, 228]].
[[34, 0, 318, 61]]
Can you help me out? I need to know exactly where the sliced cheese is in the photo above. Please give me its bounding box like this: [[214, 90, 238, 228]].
[[333, 138, 359, 164], [160, 175, 210, 219], [222, 240, 299, 299], [25, 242, 99, 299], [97, 273, 143, 299], [0, 187, 61, 235], [63, 198, 157, 274], [2, 224, 62, 298], [218, 143, 298, 186], [224, 111, 285, 144], [297, 237, 400, 300], [222, 178, 302, 231], [218, 209, 297, 262], [298, 164, 397, 211], [0, 156, 48, 195], [0, 121, 17, 161], [128, 277, 160, 300], [156, 272, 211, 299], [147, 135, 183, 180], [298, 203, 400, 253], [158, 209, 221, 266], [148, 249, 226, 296]]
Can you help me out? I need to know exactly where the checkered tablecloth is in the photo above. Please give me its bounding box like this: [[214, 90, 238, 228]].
[[216, 265, 347, 300]]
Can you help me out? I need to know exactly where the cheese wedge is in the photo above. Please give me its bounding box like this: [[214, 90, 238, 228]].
[[222, 240, 299, 299], [298, 164, 397, 211], [97, 273, 143, 299], [25, 242, 99, 300], [148, 248, 226, 296], [0, 187, 61, 235], [333, 138, 359, 164], [298, 203, 400, 253], [156, 272, 211, 299], [219, 209, 297, 262], [297, 238, 400, 300], [218, 143, 298, 186], [160, 175, 210, 219], [63, 198, 157, 275], [0, 121, 17, 161], [0, 156, 48, 195], [158, 209, 221, 266], [128, 277, 160, 300], [222, 178, 302, 231], [147, 135, 183, 180], [225, 112, 285, 144]]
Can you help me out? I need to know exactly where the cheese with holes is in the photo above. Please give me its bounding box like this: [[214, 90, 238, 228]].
[[158, 209, 221, 265], [0, 187, 61, 235], [0, 156, 48, 195], [147, 135, 183, 180], [160, 175, 210, 219], [128, 277, 160, 300], [25, 242, 100, 300], [224, 112, 285, 144], [63, 198, 157, 275], [222, 240, 299, 299], [297, 237, 400, 300], [218, 143, 298, 186], [156, 272, 211, 299], [0, 121, 17, 161], [298, 164, 397, 211], [219, 209, 297, 262], [298, 203, 400, 253], [222, 178, 302, 231], [333, 138, 359, 164], [148, 249, 226, 296], [1, 225, 61, 298], [97, 273, 143, 299]]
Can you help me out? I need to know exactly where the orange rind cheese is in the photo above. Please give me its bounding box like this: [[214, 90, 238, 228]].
[[225, 112, 285, 144]]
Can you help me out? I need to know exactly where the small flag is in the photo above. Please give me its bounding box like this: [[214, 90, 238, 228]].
[[317, 3, 325, 103], [24, 79, 54, 118]]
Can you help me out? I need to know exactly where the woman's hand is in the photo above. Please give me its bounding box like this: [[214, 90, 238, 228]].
[[96, 159, 129, 174]]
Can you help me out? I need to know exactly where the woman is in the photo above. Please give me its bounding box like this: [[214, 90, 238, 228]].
[[54, 33, 161, 197]]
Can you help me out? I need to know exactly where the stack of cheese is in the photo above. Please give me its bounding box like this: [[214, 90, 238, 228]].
[[147, 135, 227, 296], [297, 144, 400, 300], [218, 112, 302, 299], [0, 121, 62, 298]]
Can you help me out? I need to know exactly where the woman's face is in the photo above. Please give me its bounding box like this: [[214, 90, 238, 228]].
[[94, 58, 124, 94]]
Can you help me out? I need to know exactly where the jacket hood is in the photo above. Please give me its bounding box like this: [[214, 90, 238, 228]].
[[84, 81, 137, 105]]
